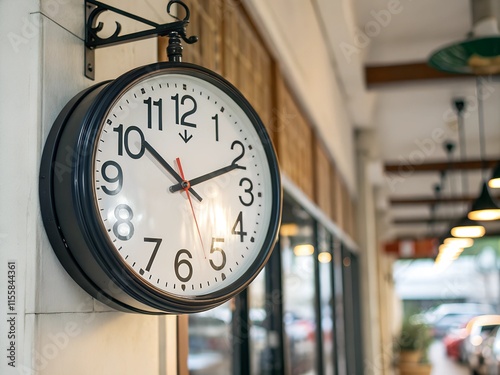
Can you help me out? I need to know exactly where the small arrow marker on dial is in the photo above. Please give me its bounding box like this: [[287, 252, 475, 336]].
[[179, 129, 193, 143]]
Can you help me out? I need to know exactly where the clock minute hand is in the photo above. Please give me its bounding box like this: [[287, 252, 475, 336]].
[[144, 141, 203, 202], [169, 163, 241, 193]]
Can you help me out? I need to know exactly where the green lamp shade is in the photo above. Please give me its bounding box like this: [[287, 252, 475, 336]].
[[428, 36, 500, 75], [468, 182, 500, 221]]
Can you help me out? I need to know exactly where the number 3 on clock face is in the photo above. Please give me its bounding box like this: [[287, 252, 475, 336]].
[[40, 63, 281, 313]]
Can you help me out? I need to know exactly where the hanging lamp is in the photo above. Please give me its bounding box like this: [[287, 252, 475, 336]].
[[429, 0, 500, 75], [447, 99, 485, 237], [429, 0, 500, 221], [450, 216, 486, 238], [467, 77, 500, 221], [442, 141, 476, 240], [429, 36, 500, 75], [443, 236, 474, 248], [488, 163, 500, 188], [468, 182, 500, 220]]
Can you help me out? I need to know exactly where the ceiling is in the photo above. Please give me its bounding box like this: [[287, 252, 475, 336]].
[[244, 0, 500, 243], [335, 0, 500, 241]]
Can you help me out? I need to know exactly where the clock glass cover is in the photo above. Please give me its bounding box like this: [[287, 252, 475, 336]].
[[93, 67, 278, 299]]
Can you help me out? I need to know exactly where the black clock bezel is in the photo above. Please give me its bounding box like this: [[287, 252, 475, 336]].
[[39, 62, 282, 314]]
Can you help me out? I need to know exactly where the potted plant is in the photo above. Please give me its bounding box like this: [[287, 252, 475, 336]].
[[397, 319, 433, 375]]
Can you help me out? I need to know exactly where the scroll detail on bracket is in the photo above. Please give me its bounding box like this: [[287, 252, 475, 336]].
[[84, 0, 198, 80]]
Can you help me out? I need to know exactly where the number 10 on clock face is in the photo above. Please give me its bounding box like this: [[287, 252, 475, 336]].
[[93, 71, 277, 299]]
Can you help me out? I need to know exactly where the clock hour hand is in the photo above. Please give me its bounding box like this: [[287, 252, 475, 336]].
[[144, 141, 203, 202], [169, 163, 241, 193]]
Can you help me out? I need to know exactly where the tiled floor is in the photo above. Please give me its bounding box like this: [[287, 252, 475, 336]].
[[429, 341, 469, 375]]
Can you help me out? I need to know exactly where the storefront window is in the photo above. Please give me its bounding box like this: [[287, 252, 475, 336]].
[[333, 238, 348, 375], [281, 199, 317, 374], [249, 239, 285, 375], [318, 225, 336, 375], [188, 301, 232, 375], [249, 269, 271, 374]]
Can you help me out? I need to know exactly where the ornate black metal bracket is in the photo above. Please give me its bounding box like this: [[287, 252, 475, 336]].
[[85, 0, 198, 80]]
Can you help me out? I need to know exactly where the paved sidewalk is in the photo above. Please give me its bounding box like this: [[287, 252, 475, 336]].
[[429, 341, 469, 375]]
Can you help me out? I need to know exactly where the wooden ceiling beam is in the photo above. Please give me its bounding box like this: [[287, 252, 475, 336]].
[[390, 230, 500, 242], [365, 62, 469, 88], [385, 159, 498, 173], [393, 217, 456, 224], [390, 196, 477, 205]]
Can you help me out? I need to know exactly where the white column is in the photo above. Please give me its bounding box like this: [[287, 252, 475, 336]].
[[356, 129, 384, 375]]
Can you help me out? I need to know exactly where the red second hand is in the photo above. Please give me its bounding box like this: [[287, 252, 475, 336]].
[[175, 157, 206, 258]]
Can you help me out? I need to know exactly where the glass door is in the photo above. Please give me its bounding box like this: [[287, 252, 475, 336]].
[[281, 198, 318, 374], [188, 301, 233, 375], [317, 225, 338, 375]]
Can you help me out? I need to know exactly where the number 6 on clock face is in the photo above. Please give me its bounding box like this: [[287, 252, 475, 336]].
[[40, 62, 281, 314]]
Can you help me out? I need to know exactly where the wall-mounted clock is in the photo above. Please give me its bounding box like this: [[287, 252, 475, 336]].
[[39, 62, 281, 314]]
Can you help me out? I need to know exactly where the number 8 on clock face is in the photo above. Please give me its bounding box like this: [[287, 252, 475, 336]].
[[40, 63, 281, 313]]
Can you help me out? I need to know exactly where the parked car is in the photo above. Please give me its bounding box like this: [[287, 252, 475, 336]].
[[481, 326, 500, 375], [433, 313, 478, 338], [443, 325, 468, 361], [462, 315, 500, 375], [420, 303, 495, 338]]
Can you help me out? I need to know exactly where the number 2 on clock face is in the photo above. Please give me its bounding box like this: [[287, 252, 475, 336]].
[[93, 72, 274, 297]]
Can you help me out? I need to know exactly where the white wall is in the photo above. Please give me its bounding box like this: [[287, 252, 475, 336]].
[[0, 1, 177, 374], [243, 0, 358, 196], [1, 1, 41, 372]]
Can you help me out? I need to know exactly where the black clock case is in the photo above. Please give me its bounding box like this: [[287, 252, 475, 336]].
[[39, 62, 282, 314]]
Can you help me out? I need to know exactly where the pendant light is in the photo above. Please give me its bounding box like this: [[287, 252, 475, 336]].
[[429, 0, 500, 75], [467, 77, 500, 221], [449, 98, 485, 237], [450, 216, 485, 238], [442, 141, 474, 244], [443, 237, 474, 248], [468, 183, 500, 220], [488, 163, 500, 188], [428, 0, 500, 210]]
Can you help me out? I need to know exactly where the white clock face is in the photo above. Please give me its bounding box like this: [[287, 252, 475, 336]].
[[92, 71, 276, 298]]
